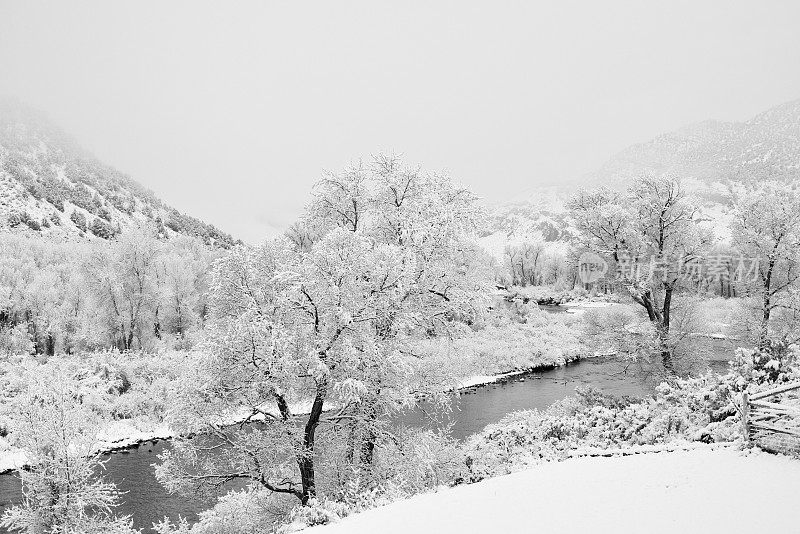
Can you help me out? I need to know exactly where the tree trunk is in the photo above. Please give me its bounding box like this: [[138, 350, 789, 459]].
[[298, 382, 326, 505], [760, 261, 775, 351], [345, 421, 356, 465], [636, 290, 659, 323], [632, 286, 674, 372], [660, 285, 673, 370], [153, 306, 161, 339], [760, 301, 771, 351], [359, 402, 378, 467]]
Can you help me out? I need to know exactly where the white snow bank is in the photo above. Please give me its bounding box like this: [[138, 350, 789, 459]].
[[561, 300, 620, 315], [96, 420, 174, 451], [455, 371, 526, 389], [564, 301, 617, 309], [310, 448, 800, 534], [0, 446, 26, 473]]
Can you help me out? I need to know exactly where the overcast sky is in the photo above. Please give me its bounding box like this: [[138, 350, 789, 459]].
[[2, 1, 800, 242]]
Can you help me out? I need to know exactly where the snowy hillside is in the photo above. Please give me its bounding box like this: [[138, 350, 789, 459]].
[[593, 98, 800, 185], [485, 99, 800, 250], [479, 198, 574, 269], [0, 100, 237, 247], [309, 448, 800, 534]]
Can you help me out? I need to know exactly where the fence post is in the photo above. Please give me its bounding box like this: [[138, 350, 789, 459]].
[[741, 391, 750, 443]]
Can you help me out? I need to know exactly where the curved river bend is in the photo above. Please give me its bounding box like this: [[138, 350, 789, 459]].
[[0, 339, 732, 531]]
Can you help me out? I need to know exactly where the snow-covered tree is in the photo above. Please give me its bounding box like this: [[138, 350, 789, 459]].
[[154, 236, 216, 341], [503, 238, 546, 286], [0, 360, 138, 534], [569, 175, 713, 370], [157, 156, 491, 507], [567, 187, 630, 262], [306, 162, 370, 233], [730, 181, 800, 349], [82, 227, 161, 350]]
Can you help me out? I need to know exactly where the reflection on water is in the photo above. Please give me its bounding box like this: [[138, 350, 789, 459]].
[[0, 338, 736, 532]]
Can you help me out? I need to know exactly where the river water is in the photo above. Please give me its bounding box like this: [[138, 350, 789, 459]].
[[0, 315, 735, 531]]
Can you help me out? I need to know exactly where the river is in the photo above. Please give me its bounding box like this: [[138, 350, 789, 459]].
[[0, 319, 735, 531]]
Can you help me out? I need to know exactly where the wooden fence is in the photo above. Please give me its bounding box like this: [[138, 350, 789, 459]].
[[742, 382, 800, 449]]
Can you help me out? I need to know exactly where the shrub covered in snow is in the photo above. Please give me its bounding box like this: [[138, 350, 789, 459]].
[[70, 209, 87, 232], [365, 428, 465, 494], [0, 323, 34, 358], [154, 487, 288, 534], [89, 216, 117, 239], [728, 341, 800, 391], [461, 347, 800, 483], [0, 350, 193, 458], [461, 376, 741, 482], [416, 309, 585, 385]]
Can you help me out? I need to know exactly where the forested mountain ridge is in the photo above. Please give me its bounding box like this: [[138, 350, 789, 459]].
[[592, 98, 800, 184], [0, 100, 238, 247]]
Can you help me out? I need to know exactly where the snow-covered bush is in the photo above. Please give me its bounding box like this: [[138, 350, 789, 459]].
[[70, 209, 87, 232], [277, 480, 415, 532], [581, 306, 659, 359], [277, 497, 356, 533], [369, 428, 465, 493], [728, 342, 800, 392], [273, 428, 462, 532], [0, 350, 192, 455], [507, 285, 590, 305], [101, 350, 193, 423], [0, 360, 137, 533], [417, 310, 584, 384], [154, 487, 284, 534], [0, 323, 34, 358], [461, 375, 740, 482]]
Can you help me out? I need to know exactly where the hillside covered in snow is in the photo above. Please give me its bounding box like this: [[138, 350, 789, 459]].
[[593, 98, 800, 185], [484, 99, 800, 254], [309, 447, 800, 534], [0, 100, 237, 247]]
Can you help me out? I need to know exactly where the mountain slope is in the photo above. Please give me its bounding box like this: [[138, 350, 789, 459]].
[[593, 98, 800, 184], [485, 98, 800, 250], [0, 100, 237, 247]]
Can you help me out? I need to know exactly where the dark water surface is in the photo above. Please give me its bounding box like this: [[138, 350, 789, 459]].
[[0, 336, 734, 531]]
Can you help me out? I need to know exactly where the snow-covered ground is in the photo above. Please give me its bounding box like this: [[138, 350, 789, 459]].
[[309, 447, 800, 534], [560, 300, 619, 315], [0, 440, 26, 473]]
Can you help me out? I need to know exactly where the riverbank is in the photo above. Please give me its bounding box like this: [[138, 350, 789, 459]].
[[560, 300, 618, 314], [306, 447, 800, 534], [2, 355, 654, 530], [0, 353, 593, 475], [454, 352, 591, 390]]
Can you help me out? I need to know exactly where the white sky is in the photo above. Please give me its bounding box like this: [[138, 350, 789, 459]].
[[2, 1, 800, 242]]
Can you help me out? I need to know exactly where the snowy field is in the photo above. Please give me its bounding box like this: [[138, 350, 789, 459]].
[[309, 448, 800, 534]]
